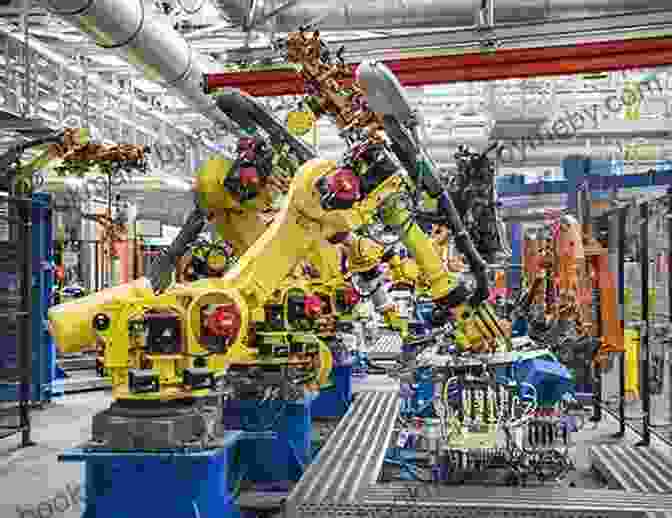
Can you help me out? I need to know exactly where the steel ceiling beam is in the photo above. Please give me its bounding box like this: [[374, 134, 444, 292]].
[[204, 36, 672, 96], [220, 9, 672, 62], [214, 0, 670, 33]]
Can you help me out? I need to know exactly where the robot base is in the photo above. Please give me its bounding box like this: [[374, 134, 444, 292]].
[[91, 398, 222, 450], [222, 398, 311, 484], [312, 364, 353, 418], [58, 431, 242, 518]]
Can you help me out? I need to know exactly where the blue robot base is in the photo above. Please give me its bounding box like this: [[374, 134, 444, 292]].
[[58, 431, 242, 518], [222, 399, 311, 485], [312, 365, 353, 418]]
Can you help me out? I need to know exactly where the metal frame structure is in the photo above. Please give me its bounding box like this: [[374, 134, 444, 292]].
[[0, 195, 33, 448], [0, 30, 208, 163], [639, 200, 651, 445]]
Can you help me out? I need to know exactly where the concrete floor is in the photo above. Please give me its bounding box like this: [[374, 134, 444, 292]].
[[0, 384, 668, 518], [0, 392, 111, 518]]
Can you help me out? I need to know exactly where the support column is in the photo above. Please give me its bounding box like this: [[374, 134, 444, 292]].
[[614, 207, 627, 437], [508, 222, 522, 295], [668, 200, 672, 426], [638, 201, 651, 446], [562, 155, 590, 215]]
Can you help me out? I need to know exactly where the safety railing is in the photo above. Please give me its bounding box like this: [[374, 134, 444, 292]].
[[602, 193, 672, 447]]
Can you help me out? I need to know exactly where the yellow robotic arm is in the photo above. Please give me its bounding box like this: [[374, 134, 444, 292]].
[[48, 33, 491, 406], [48, 153, 268, 354]]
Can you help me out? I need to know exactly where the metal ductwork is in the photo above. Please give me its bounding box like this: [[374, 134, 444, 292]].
[[39, 175, 192, 199], [215, 0, 671, 33], [45, 0, 235, 133]]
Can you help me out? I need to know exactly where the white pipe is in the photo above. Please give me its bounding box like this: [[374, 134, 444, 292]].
[[39, 175, 192, 199], [216, 0, 670, 32], [45, 0, 236, 134]]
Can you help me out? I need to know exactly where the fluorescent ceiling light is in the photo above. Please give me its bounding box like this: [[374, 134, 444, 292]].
[[411, 85, 473, 96], [32, 29, 86, 43], [40, 100, 59, 112], [133, 78, 165, 94], [198, 2, 220, 17], [89, 54, 129, 67], [321, 31, 385, 40], [161, 176, 192, 191]]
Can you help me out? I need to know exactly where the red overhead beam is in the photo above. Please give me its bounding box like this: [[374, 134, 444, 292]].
[[203, 37, 672, 96]]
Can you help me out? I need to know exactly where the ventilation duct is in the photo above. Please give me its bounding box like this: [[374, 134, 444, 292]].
[[45, 0, 235, 132], [39, 175, 192, 201], [216, 0, 671, 33]]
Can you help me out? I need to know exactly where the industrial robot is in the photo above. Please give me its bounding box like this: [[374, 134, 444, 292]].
[[47, 38, 495, 457], [518, 213, 623, 370], [44, 33, 589, 513]]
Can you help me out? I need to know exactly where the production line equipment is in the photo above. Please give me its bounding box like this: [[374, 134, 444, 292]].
[[518, 213, 623, 370], [45, 29, 519, 518], [386, 347, 582, 487]]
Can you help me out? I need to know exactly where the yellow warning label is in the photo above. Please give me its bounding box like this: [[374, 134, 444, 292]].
[[624, 143, 657, 162], [623, 80, 641, 121], [287, 111, 315, 136]]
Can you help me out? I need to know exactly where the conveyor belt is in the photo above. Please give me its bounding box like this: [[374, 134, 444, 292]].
[[590, 444, 672, 493], [590, 444, 672, 518], [286, 391, 399, 516], [352, 374, 399, 393], [368, 333, 402, 360], [352, 483, 672, 518]]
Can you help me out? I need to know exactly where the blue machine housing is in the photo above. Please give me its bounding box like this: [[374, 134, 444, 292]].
[[499, 356, 575, 407], [413, 299, 435, 335], [511, 317, 529, 338], [400, 366, 435, 418], [517, 358, 575, 406], [0, 193, 56, 402], [312, 364, 353, 418], [222, 399, 311, 485], [59, 432, 242, 518]]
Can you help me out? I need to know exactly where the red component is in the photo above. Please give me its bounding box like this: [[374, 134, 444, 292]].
[[344, 285, 360, 306], [303, 295, 323, 319], [238, 137, 257, 161], [238, 137, 256, 149], [327, 168, 361, 202], [239, 166, 259, 185], [204, 37, 672, 96], [205, 304, 241, 341]]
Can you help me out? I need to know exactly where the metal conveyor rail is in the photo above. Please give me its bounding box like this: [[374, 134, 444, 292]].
[[286, 391, 399, 516], [590, 444, 672, 493], [356, 483, 672, 518], [590, 444, 672, 518], [368, 333, 402, 360]]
